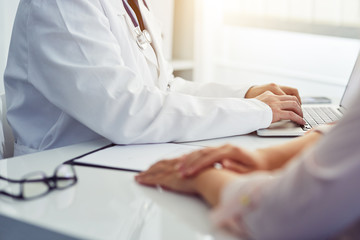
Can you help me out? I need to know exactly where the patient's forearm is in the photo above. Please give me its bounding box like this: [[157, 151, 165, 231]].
[[258, 131, 322, 171], [194, 169, 239, 207]]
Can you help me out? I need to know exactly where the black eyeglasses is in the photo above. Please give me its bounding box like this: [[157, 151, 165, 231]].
[[0, 164, 77, 200]]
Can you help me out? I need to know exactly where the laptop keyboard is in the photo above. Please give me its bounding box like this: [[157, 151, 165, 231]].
[[301, 106, 342, 130]]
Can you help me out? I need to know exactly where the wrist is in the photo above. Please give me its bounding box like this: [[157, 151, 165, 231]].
[[255, 147, 288, 171], [193, 169, 239, 207], [244, 86, 255, 98], [253, 148, 271, 170], [192, 169, 215, 194]]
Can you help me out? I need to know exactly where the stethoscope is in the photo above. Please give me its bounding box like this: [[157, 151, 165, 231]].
[[122, 0, 152, 50]]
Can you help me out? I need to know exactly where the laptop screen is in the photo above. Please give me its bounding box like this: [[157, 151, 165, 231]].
[[341, 52, 360, 109]]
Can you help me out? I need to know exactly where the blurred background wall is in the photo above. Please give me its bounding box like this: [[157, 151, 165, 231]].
[[1, 0, 360, 102], [173, 0, 360, 102]]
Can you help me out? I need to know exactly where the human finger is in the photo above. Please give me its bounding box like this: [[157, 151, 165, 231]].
[[135, 162, 197, 194], [135, 171, 169, 186], [181, 145, 257, 177], [260, 94, 304, 123], [277, 94, 301, 106], [137, 160, 170, 177], [280, 86, 302, 104], [275, 110, 306, 125], [266, 83, 287, 96], [245, 83, 287, 98], [136, 160, 177, 185], [180, 146, 233, 177], [177, 148, 214, 171], [278, 100, 304, 117], [221, 159, 253, 174]]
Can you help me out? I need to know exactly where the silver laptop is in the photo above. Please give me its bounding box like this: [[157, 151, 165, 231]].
[[257, 52, 360, 137]]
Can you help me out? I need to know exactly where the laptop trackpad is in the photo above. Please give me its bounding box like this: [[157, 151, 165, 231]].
[[257, 120, 305, 137]]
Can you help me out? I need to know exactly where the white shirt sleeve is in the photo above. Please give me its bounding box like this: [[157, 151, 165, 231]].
[[171, 77, 254, 99], [212, 92, 360, 240]]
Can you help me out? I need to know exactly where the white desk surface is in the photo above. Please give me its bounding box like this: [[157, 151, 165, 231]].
[[0, 135, 293, 240]]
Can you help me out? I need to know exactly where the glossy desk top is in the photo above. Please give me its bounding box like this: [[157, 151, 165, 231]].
[[0, 135, 291, 239]]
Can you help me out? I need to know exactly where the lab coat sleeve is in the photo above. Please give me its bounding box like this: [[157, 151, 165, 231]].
[[171, 77, 254, 98], [26, 0, 272, 144], [211, 92, 360, 240]]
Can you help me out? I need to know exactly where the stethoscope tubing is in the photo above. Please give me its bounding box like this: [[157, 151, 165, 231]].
[[122, 0, 152, 50], [122, 0, 148, 29]]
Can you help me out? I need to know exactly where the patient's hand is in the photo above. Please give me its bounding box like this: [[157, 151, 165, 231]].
[[177, 144, 267, 178], [136, 163, 240, 207], [135, 158, 199, 194], [135, 145, 267, 205]]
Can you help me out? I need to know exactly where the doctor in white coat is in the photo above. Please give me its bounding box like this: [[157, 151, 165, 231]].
[[4, 0, 305, 156]]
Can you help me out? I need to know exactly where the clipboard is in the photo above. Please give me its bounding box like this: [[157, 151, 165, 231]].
[[67, 143, 203, 173]]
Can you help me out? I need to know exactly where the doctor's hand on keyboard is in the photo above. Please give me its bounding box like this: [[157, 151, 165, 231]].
[[245, 83, 306, 125], [245, 83, 302, 103], [254, 91, 306, 126]]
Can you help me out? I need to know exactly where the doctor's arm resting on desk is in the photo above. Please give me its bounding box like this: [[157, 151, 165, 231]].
[[136, 92, 360, 240]]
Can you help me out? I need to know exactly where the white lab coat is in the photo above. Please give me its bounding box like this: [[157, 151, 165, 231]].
[[4, 0, 272, 156]]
